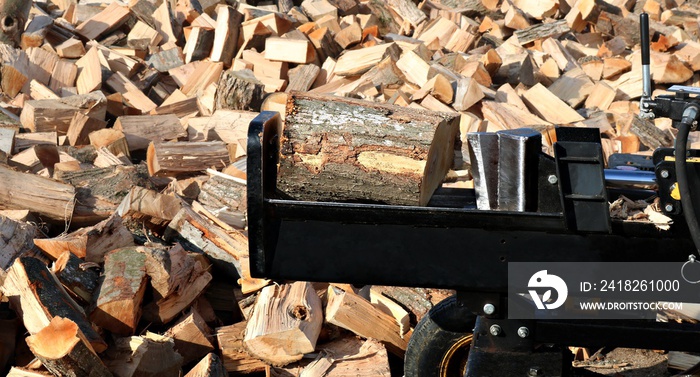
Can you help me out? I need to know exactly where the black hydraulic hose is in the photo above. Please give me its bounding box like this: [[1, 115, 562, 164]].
[[675, 104, 700, 254]]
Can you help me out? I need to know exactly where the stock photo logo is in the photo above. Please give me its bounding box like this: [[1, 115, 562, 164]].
[[528, 270, 569, 310]]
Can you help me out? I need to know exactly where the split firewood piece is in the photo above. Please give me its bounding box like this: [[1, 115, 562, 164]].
[[0, 45, 29, 97], [20, 100, 82, 134], [114, 114, 187, 152], [0, 127, 14, 156], [626, 114, 674, 150], [13, 132, 56, 155], [602, 57, 631, 79], [334, 42, 401, 76], [286, 64, 321, 93], [216, 322, 267, 374], [7, 368, 52, 376], [89, 129, 131, 160], [52, 251, 100, 304], [326, 286, 408, 356], [265, 37, 316, 64], [142, 248, 213, 324], [547, 67, 595, 108], [0, 213, 37, 270], [185, 353, 228, 377], [512, 0, 557, 20], [34, 214, 134, 261], [522, 83, 585, 124], [211, 6, 242, 65], [2, 257, 107, 352], [127, 21, 162, 50], [90, 247, 148, 336], [244, 281, 323, 366], [106, 72, 157, 114], [215, 69, 266, 112], [481, 101, 551, 131], [0, 165, 75, 222], [369, 287, 411, 336], [163, 308, 215, 364], [93, 147, 131, 168], [116, 186, 183, 229], [412, 74, 454, 105], [26, 316, 112, 377], [278, 92, 460, 206], [370, 286, 434, 324], [297, 337, 391, 377], [648, 50, 694, 83], [76, 2, 131, 41], [184, 26, 215, 64], [515, 19, 570, 45], [585, 81, 616, 110], [166, 205, 269, 293], [397, 50, 435, 87], [334, 22, 362, 49], [495, 83, 528, 111], [197, 170, 247, 229], [76, 47, 102, 95], [308, 27, 343, 62], [453, 76, 484, 111], [105, 332, 183, 377], [147, 141, 231, 177], [20, 92, 107, 135], [580, 56, 604, 81], [67, 112, 107, 146]]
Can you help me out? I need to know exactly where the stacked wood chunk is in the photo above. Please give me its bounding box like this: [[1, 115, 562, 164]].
[[0, 0, 697, 374]]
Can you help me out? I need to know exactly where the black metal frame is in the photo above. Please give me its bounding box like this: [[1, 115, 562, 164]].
[[247, 112, 700, 375]]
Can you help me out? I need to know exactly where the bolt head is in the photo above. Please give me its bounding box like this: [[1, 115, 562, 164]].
[[665, 204, 674, 212], [547, 175, 558, 185], [660, 170, 670, 179], [517, 326, 529, 338], [489, 324, 501, 336], [528, 367, 543, 376], [483, 303, 495, 315]]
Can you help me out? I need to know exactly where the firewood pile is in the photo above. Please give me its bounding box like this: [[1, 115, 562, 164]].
[[0, 0, 696, 375]]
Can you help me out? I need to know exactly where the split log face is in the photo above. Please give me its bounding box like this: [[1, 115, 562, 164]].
[[244, 281, 323, 366], [2, 257, 107, 353], [279, 93, 460, 206], [26, 316, 113, 377]]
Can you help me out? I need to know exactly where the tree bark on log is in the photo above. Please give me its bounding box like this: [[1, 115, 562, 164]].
[[90, 247, 148, 336], [0, 213, 37, 269], [52, 251, 100, 305], [215, 69, 265, 112], [26, 316, 113, 377], [0, 165, 75, 223], [185, 353, 228, 377], [278, 92, 460, 206], [147, 141, 231, 177], [1, 257, 107, 353]]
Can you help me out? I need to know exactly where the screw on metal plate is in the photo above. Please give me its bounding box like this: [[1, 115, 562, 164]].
[[483, 303, 495, 315], [681, 255, 700, 284], [527, 367, 543, 376], [547, 175, 558, 185], [660, 170, 670, 179], [489, 324, 502, 336], [665, 204, 674, 212], [517, 326, 529, 338]]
